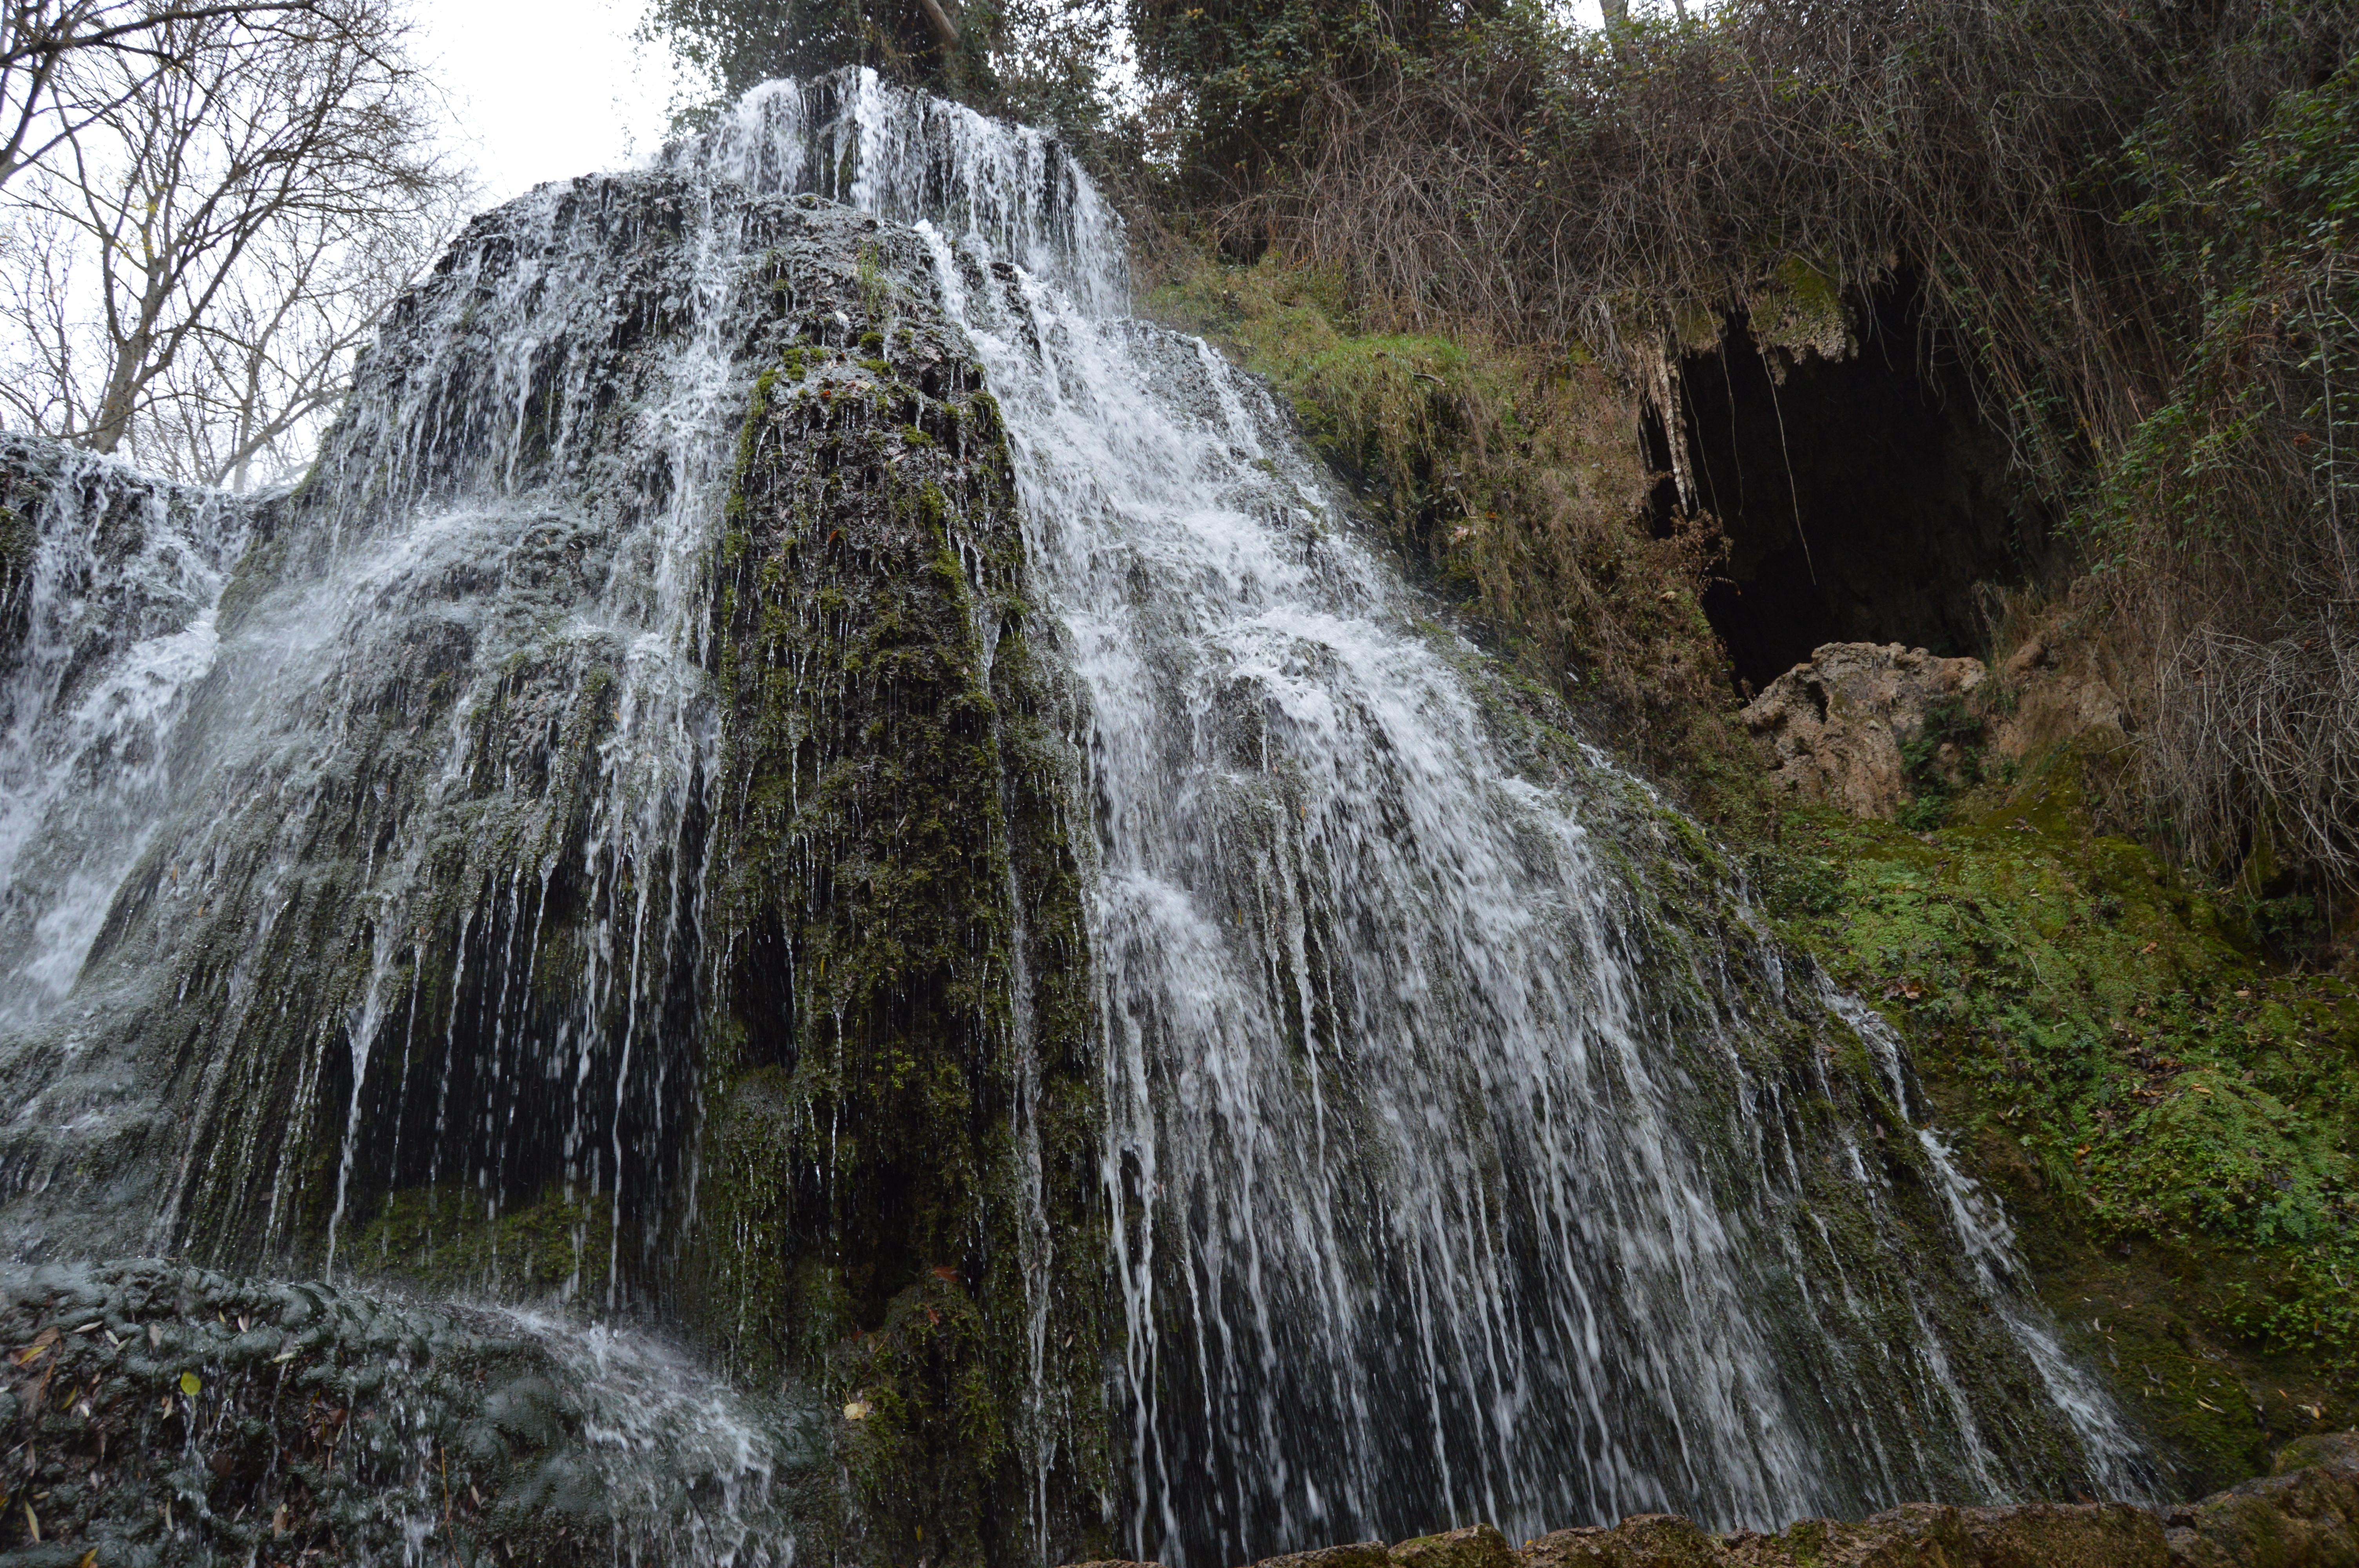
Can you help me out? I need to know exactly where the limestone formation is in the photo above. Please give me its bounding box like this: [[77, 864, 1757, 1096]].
[[1742, 642, 1988, 817]]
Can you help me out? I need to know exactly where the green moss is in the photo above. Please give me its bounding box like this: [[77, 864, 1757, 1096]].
[[691, 317, 1111, 1566], [344, 1185, 613, 1300], [1762, 751, 2359, 1490]]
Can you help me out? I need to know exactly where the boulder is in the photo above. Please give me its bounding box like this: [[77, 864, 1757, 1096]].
[[1395, 1524, 1519, 1568], [1250, 1544, 1396, 1568], [1986, 632, 2130, 765], [2161, 1430, 2359, 1566], [1957, 1502, 2168, 1568], [1741, 642, 1986, 818], [1524, 1514, 1723, 1566]]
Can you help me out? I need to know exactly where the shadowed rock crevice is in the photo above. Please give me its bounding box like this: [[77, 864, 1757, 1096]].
[[1678, 283, 2050, 693]]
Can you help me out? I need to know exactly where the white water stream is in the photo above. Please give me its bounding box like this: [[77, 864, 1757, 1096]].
[[689, 70, 2152, 1561], [0, 68, 2152, 1566]]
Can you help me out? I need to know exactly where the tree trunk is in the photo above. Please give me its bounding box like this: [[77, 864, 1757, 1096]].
[[916, 0, 959, 52]]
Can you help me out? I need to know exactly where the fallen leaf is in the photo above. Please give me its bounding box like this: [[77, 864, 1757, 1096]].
[[843, 1399, 872, 1421], [180, 1370, 202, 1397], [147, 1323, 162, 1349]]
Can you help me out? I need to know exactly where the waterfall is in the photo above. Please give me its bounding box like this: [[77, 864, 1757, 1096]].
[[684, 70, 2154, 1562], [0, 66, 2151, 1566]]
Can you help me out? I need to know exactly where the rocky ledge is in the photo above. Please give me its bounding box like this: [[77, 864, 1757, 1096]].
[[1070, 1432, 2359, 1568]]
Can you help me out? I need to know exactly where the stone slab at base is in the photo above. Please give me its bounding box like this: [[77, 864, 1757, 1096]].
[[1054, 1433, 2359, 1568]]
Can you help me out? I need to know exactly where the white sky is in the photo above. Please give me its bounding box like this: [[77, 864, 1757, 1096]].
[[412, 0, 687, 206]]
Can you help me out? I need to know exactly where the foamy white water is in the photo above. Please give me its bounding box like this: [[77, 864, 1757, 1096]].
[[687, 69, 2154, 1563], [0, 67, 2151, 1567]]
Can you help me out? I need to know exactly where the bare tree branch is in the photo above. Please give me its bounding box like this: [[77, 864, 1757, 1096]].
[[0, 0, 470, 485]]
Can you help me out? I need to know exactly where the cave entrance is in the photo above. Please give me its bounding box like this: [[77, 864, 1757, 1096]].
[[1668, 281, 2048, 695]]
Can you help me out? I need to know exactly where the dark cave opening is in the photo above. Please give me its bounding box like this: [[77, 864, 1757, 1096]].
[[1678, 281, 2050, 694]]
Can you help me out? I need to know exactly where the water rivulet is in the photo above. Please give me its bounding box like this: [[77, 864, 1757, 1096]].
[[0, 69, 2155, 1567]]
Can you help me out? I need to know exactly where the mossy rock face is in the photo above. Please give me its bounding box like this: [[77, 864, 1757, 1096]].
[[1392, 1524, 1517, 1568], [690, 246, 1110, 1568], [340, 1184, 612, 1299], [0, 185, 1112, 1566], [1756, 744, 2359, 1493]]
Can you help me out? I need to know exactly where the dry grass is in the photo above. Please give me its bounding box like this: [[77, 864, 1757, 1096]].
[[1176, 0, 2359, 891]]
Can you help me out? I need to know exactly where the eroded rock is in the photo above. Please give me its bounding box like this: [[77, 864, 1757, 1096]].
[[1394, 1524, 1518, 1568], [0, 1260, 811, 1565], [1741, 642, 1986, 818]]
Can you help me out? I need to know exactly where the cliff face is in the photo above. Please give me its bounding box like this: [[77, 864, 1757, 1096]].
[[10, 69, 2339, 1568], [0, 168, 1114, 1564]]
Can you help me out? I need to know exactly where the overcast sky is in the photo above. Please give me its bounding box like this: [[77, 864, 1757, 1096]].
[[412, 0, 686, 207]]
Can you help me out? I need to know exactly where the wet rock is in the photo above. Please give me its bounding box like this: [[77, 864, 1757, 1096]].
[[2162, 1430, 2359, 1567], [1250, 1543, 1395, 1568], [1741, 641, 1987, 818], [1524, 1515, 1722, 1567], [1394, 1524, 1518, 1568], [0, 1259, 803, 1565], [1261, 1435, 2358, 1568], [1957, 1501, 2166, 1566]]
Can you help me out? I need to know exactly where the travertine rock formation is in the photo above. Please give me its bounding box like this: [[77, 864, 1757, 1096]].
[[1742, 641, 1988, 817]]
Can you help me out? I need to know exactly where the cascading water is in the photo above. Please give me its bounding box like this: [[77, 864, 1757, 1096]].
[[0, 64, 2154, 1567], [683, 70, 2154, 1562]]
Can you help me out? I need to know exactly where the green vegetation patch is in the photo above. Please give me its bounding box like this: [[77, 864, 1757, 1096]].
[[344, 1185, 614, 1302], [1761, 750, 2359, 1490]]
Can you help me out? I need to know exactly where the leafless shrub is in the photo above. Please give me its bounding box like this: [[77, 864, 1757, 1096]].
[[1256, 1, 2346, 449], [1209, 0, 2359, 887], [2148, 626, 2359, 884], [1, 2, 338, 189]]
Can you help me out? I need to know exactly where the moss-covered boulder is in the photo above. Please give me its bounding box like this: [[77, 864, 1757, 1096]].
[[686, 239, 1112, 1565], [0, 1259, 812, 1566], [1209, 1433, 2357, 1568]]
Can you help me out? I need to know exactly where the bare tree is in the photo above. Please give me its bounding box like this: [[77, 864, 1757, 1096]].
[[0, 1, 336, 190], [0, 0, 467, 485]]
